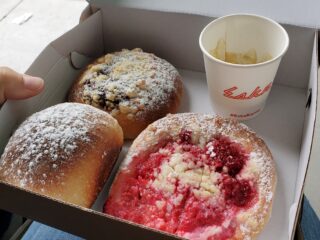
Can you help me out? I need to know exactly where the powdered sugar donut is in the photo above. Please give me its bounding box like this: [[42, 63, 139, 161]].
[[104, 113, 276, 240], [0, 103, 123, 208], [68, 48, 183, 139]]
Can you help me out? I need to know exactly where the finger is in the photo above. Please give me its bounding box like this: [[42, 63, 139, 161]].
[[0, 67, 44, 104]]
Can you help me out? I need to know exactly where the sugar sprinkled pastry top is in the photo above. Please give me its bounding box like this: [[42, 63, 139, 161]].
[[104, 113, 276, 240], [69, 48, 183, 139], [0, 102, 123, 207]]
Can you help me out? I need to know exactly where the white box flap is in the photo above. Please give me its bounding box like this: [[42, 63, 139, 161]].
[[88, 0, 320, 28]]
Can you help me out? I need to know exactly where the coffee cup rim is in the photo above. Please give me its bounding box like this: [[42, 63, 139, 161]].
[[199, 13, 290, 68]]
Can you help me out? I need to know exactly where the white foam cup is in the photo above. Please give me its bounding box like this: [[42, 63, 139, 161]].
[[199, 14, 289, 120]]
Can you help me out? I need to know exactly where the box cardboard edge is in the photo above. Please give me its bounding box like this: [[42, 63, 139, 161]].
[[290, 31, 319, 240]]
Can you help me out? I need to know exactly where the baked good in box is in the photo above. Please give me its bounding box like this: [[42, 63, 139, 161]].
[[104, 113, 276, 240], [68, 48, 183, 139], [0, 102, 123, 208]]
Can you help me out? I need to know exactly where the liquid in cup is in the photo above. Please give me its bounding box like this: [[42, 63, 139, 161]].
[[199, 14, 289, 120]]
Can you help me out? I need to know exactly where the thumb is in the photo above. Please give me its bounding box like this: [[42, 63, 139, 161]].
[[0, 67, 44, 104]]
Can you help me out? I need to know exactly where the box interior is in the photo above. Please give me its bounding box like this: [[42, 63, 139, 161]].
[[0, 5, 318, 240]]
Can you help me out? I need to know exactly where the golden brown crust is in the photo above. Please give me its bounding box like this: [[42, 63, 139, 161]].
[[0, 102, 123, 208], [112, 75, 183, 139], [68, 48, 183, 139], [120, 113, 276, 240]]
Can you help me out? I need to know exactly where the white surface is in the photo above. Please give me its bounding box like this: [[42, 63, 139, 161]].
[[11, 12, 33, 25], [0, 0, 22, 21], [0, 0, 88, 73], [304, 68, 320, 217], [289, 33, 318, 238]]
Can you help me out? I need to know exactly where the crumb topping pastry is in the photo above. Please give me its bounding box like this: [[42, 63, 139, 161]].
[[105, 113, 276, 240], [77, 48, 180, 119]]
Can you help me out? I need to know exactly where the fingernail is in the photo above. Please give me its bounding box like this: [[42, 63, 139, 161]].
[[23, 75, 44, 90]]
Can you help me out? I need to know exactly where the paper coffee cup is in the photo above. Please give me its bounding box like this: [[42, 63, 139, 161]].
[[199, 14, 289, 120]]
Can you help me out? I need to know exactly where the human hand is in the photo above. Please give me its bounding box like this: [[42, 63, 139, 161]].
[[0, 67, 44, 105]]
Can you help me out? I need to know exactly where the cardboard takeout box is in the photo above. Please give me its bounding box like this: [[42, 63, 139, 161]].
[[0, 1, 318, 239]]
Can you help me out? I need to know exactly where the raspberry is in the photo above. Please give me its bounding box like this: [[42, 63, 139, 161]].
[[206, 136, 248, 177], [222, 177, 255, 207], [179, 130, 192, 143]]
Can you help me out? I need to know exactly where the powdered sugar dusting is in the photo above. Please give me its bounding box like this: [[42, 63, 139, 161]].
[[206, 142, 216, 158], [78, 48, 180, 119], [235, 146, 275, 238], [122, 113, 276, 239], [0, 102, 112, 189], [125, 113, 237, 162], [248, 151, 274, 204]]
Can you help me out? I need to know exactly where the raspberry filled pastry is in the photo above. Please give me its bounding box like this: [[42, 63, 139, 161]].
[[69, 48, 183, 139], [104, 113, 276, 240]]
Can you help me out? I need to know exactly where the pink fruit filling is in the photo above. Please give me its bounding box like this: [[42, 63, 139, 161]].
[[222, 177, 256, 207], [205, 135, 247, 177], [104, 130, 257, 239]]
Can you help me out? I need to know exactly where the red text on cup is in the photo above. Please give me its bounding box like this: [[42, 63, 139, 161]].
[[223, 82, 273, 100]]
